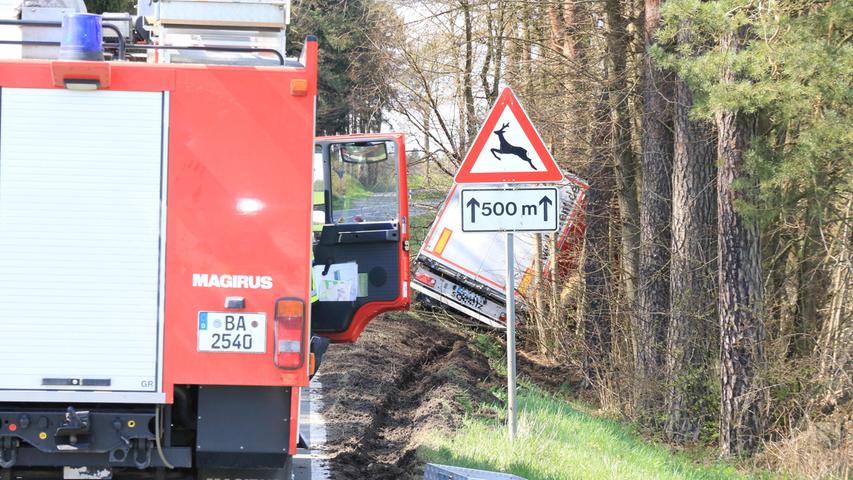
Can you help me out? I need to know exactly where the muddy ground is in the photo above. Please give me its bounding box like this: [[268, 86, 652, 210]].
[[314, 311, 572, 479]]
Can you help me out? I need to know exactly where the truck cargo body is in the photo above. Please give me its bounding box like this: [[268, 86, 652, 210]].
[[412, 176, 588, 327], [0, 46, 322, 478]]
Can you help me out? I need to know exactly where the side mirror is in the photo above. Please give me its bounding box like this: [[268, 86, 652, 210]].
[[339, 141, 388, 164]]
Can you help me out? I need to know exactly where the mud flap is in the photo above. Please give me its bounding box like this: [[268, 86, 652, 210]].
[[195, 386, 292, 471]]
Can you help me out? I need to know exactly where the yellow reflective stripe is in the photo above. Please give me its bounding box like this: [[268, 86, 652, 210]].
[[313, 191, 325, 205], [434, 228, 453, 255], [310, 273, 319, 303], [517, 269, 534, 296], [311, 191, 326, 303]]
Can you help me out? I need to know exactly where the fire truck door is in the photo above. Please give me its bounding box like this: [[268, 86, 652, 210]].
[[311, 138, 405, 337]]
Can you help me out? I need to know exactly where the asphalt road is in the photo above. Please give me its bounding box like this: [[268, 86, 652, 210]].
[[293, 379, 330, 479], [334, 191, 433, 225], [334, 192, 398, 224]]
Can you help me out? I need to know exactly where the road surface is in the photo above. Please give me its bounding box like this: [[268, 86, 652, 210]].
[[293, 379, 330, 479]]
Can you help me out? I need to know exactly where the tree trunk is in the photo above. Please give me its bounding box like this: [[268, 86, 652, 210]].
[[461, 0, 476, 140], [583, 89, 615, 385], [666, 66, 717, 442], [635, 0, 672, 412], [818, 198, 852, 409], [521, 1, 533, 92], [717, 28, 766, 457], [479, 3, 504, 105], [490, 2, 505, 105], [604, 0, 640, 346], [533, 233, 548, 355]]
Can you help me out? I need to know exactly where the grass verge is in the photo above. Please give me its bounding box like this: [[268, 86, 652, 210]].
[[418, 334, 773, 480], [419, 387, 770, 480]]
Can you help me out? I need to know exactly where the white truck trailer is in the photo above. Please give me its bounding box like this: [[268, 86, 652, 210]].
[[411, 176, 588, 328]]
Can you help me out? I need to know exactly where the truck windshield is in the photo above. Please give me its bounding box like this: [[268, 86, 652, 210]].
[[330, 141, 398, 224]]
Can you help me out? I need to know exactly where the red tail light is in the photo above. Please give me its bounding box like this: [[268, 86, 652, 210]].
[[274, 298, 306, 370], [415, 272, 436, 287]]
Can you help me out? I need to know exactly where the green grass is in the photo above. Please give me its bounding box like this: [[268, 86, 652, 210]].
[[410, 212, 438, 253], [409, 172, 454, 202], [420, 388, 767, 480], [412, 188, 450, 202], [419, 334, 773, 480], [408, 173, 429, 190], [330, 172, 372, 213]]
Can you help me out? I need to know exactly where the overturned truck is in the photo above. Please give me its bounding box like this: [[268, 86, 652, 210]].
[[412, 177, 588, 328]]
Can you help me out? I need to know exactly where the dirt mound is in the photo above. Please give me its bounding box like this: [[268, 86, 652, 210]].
[[315, 313, 496, 479]]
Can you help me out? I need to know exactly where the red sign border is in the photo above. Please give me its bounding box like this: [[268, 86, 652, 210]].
[[454, 88, 564, 184]]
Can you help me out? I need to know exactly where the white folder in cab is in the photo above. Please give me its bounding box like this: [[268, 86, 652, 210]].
[[312, 262, 359, 302]]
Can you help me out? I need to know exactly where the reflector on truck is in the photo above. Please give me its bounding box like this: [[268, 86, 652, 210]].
[[274, 298, 306, 369], [434, 227, 453, 255]]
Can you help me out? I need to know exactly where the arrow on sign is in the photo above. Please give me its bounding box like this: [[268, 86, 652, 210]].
[[538, 195, 553, 222], [466, 197, 481, 223]]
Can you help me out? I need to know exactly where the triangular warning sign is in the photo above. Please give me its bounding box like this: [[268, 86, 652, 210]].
[[455, 88, 564, 184]]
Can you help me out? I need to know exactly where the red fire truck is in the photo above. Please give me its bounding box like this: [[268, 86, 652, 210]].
[[0, 3, 410, 478]]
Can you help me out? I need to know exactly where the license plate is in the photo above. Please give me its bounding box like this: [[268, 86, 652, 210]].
[[448, 284, 487, 310], [197, 312, 266, 353]]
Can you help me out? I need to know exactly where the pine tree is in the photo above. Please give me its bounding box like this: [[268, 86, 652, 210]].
[[636, 0, 673, 413], [288, 0, 397, 134]]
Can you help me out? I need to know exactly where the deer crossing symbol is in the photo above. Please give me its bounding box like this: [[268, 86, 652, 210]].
[[490, 123, 536, 170]]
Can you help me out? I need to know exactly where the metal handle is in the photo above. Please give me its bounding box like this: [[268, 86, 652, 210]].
[[0, 19, 126, 60]]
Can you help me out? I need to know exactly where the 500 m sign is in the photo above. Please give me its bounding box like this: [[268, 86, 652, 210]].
[[460, 187, 559, 233]]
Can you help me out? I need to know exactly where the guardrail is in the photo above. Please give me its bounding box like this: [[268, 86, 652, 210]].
[[424, 463, 526, 480]]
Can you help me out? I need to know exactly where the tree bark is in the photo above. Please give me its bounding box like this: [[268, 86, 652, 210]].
[[479, 3, 504, 105], [533, 233, 548, 355], [636, 0, 672, 412], [583, 89, 615, 385], [461, 0, 476, 140], [717, 28, 766, 458], [818, 198, 852, 408], [666, 64, 717, 441], [604, 0, 640, 342]]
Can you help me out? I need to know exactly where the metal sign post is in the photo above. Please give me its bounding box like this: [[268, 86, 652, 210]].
[[458, 186, 560, 442], [452, 86, 567, 443], [505, 231, 517, 441]]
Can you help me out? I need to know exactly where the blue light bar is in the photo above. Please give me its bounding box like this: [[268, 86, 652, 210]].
[[59, 13, 104, 61]]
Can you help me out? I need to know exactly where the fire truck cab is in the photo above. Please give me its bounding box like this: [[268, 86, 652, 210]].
[[0, 1, 410, 478]]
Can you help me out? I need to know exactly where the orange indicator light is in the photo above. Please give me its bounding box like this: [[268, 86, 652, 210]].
[[276, 300, 303, 318], [290, 79, 308, 97]]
